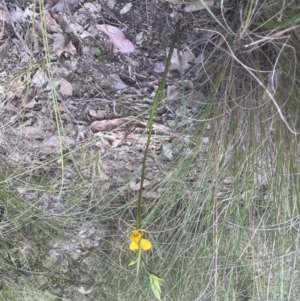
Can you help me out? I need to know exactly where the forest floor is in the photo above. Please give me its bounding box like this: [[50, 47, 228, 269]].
[[1, 1, 300, 300]]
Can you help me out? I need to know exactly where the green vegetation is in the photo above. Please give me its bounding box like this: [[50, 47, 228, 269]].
[[0, 0, 300, 300]]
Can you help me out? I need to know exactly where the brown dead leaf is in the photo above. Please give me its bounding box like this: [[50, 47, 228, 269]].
[[89, 109, 106, 119], [52, 31, 78, 57], [9, 6, 25, 23], [164, 0, 213, 5], [77, 287, 93, 295], [59, 102, 69, 113], [63, 40, 77, 56], [129, 179, 150, 191], [109, 74, 128, 90], [31, 70, 48, 88], [186, 90, 206, 109], [122, 133, 148, 144], [66, 0, 80, 6], [18, 116, 47, 138], [91, 117, 133, 132], [58, 54, 74, 71], [45, 0, 61, 9], [111, 138, 122, 148], [52, 65, 69, 77], [84, 2, 101, 14], [48, 0, 67, 14], [13, 80, 26, 99], [52, 33, 67, 56], [44, 10, 61, 33], [184, 1, 214, 12], [53, 14, 73, 34], [20, 126, 46, 138], [43, 136, 75, 148], [61, 112, 72, 123], [22, 98, 37, 109], [59, 78, 73, 96], [96, 24, 135, 53], [33, 19, 44, 39], [167, 47, 194, 71]]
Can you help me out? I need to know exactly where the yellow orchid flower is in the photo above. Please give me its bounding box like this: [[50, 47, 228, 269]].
[[129, 230, 152, 251]]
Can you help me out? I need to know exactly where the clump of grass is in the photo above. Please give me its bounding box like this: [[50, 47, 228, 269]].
[[0, 1, 300, 300]]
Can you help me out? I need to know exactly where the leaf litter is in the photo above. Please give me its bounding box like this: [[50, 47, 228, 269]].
[[0, 0, 221, 299]]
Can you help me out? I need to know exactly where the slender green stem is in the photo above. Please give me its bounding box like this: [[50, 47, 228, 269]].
[[136, 20, 181, 230]]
